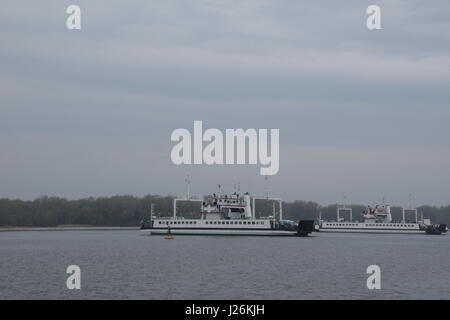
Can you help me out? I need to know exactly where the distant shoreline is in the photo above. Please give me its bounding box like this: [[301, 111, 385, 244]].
[[0, 226, 138, 232]]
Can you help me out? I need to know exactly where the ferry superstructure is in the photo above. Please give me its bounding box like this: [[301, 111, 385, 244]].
[[141, 191, 314, 237], [318, 204, 447, 235]]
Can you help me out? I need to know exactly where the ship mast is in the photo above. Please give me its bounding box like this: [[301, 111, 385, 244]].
[[337, 193, 352, 222], [402, 193, 418, 223], [185, 174, 191, 200], [252, 176, 282, 220], [173, 175, 202, 219]]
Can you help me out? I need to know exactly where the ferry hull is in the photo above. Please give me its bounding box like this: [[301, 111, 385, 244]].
[[142, 228, 300, 237], [317, 203, 447, 235], [318, 228, 427, 235], [318, 223, 447, 235]]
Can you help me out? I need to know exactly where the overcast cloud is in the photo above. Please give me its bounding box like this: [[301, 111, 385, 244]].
[[1, 0, 449, 206]]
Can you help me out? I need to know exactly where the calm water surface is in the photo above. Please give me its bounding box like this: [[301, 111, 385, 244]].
[[0, 230, 449, 299]]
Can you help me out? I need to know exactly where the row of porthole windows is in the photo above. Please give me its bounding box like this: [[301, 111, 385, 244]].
[[157, 220, 265, 225], [366, 224, 415, 227], [205, 221, 264, 225], [327, 223, 415, 227], [158, 221, 197, 225]]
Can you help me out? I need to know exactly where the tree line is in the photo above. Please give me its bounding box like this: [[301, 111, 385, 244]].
[[0, 195, 449, 227]]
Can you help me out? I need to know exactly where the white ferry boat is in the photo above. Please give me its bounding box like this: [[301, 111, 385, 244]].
[[141, 191, 314, 237], [317, 204, 447, 235]]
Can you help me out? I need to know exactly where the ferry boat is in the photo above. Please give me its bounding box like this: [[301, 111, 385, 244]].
[[141, 191, 314, 237], [317, 204, 447, 235]]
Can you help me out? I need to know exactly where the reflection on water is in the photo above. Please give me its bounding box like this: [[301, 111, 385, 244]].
[[0, 231, 449, 299]]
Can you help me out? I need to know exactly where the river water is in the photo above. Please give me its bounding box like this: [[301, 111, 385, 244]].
[[0, 230, 449, 299]]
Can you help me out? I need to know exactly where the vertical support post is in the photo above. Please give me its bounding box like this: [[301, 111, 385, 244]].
[[272, 202, 275, 221], [150, 203, 153, 225], [252, 197, 256, 219], [402, 209, 405, 223], [186, 175, 191, 200], [279, 200, 283, 220], [173, 199, 177, 218]]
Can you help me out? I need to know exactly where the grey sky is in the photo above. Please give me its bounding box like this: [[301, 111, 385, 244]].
[[1, 0, 449, 206]]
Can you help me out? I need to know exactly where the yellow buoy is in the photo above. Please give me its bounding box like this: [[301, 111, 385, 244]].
[[164, 225, 174, 239]]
